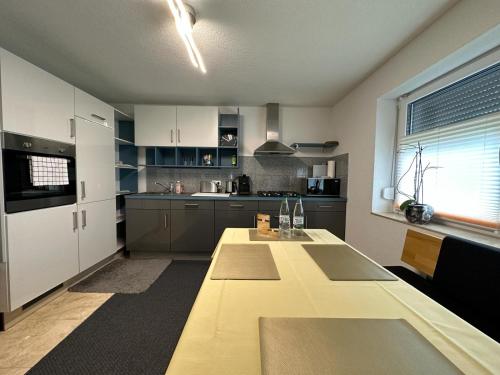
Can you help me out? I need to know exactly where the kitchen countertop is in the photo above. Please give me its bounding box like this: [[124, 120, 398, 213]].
[[125, 193, 347, 202]]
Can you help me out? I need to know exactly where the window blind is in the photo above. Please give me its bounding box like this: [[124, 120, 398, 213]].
[[406, 61, 500, 135], [397, 61, 500, 231]]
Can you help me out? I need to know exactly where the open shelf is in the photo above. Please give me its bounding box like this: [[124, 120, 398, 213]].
[[290, 141, 339, 151]]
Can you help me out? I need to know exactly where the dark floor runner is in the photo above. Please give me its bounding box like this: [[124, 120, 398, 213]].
[[27, 260, 209, 375]]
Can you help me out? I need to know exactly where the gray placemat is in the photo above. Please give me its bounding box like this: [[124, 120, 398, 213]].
[[303, 244, 397, 281], [211, 244, 280, 280], [249, 229, 313, 242], [259, 318, 463, 375]]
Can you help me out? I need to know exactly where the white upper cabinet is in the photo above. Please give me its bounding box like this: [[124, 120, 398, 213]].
[[6, 204, 79, 310], [75, 88, 114, 127], [176, 106, 218, 147], [135, 105, 177, 146], [78, 199, 116, 272], [76, 117, 115, 203], [0, 48, 75, 144]]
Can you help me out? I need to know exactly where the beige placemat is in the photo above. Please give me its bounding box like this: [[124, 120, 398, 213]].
[[259, 318, 463, 375], [303, 244, 397, 281], [249, 229, 313, 242], [211, 244, 280, 280]]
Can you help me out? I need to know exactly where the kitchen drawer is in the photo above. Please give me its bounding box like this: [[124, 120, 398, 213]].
[[303, 201, 346, 212], [75, 88, 114, 127], [215, 201, 258, 211], [171, 200, 214, 210], [126, 199, 171, 210]]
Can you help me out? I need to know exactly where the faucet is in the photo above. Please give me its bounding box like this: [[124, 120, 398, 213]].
[[155, 181, 170, 193]]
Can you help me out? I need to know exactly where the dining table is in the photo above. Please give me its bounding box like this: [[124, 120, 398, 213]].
[[166, 228, 500, 374]]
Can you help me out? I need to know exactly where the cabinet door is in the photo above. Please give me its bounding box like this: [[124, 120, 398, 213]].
[[6, 204, 79, 310], [75, 88, 114, 127], [306, 211, 346, 240], [134, 105, 177, 146], [214, 210, 257, 245], [0, 48, 75, 144], [176, 106, 218, 147], [126, 209, 170, 252], [76, 117, 115, 203], [171, 208, 214, 252], [78, 199, 116, 272]]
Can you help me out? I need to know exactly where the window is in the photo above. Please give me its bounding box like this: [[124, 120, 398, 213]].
[[396, 53, 500, 232]]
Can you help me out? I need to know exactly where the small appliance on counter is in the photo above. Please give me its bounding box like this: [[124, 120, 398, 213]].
[[306, 178, 340, 196], [200, 180, 222, 193], [225, 180, 237, 194], [237, 174, 251, 195]]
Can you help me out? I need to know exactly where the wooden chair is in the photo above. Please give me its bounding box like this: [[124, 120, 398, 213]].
[[385, 229, 442, 292], [400, 229, 442, 276]]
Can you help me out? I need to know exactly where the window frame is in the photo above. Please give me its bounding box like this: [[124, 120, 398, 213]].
[[394, 48, 500, 231]]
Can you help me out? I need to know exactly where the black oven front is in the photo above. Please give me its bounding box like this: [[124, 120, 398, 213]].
[[2, 132, 76, 213]]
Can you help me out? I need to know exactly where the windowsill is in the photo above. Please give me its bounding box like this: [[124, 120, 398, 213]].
[[372, 211, 499, 248]]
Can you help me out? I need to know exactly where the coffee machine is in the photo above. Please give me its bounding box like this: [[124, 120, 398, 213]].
[[237, 174, 251, 195]]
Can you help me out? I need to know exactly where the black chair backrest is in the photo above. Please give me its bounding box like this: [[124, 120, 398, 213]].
[[433, 236, 500, 306]]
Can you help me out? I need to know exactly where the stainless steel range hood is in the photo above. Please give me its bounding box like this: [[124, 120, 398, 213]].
[[254, 103, 296, 155]]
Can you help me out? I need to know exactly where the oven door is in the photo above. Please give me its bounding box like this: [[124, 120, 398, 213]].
[[2, 133, 76, 213]]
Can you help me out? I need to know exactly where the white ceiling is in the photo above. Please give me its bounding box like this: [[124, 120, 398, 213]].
[[0, 0, 457, 106]]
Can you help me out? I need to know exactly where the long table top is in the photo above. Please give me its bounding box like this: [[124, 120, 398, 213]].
[[166, 229, 500, 375]]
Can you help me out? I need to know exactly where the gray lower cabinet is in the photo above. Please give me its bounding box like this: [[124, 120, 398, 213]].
[[306, 211, 345, 240], [170, 200, 214, 252], [126, 209, 170, 252], [214, 201, 258, 244], [125, 198, 346, 253]]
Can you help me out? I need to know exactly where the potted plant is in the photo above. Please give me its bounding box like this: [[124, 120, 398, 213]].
[[396, 142, 439, 224]]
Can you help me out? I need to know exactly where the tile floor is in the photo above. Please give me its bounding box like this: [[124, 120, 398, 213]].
[[0, 292, 112, 374]]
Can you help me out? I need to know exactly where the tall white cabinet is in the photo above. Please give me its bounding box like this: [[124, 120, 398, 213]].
[[75, 93, 116, 272], [5, 205, 80, 310], [0, 50, 119, 312], [0, 48, 75, 143]]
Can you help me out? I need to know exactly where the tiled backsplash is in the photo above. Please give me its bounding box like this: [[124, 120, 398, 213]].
[[146, 153, 349, 197]]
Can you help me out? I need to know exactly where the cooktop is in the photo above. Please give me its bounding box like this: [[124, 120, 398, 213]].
[[257, 191, 300, 198]]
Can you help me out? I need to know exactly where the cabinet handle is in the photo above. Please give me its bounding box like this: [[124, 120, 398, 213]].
[[305, 216, 308, 229], [91, 113, 106, 121], [171, 129, 174, 143], [70, 118, 76, 138], [177, 129, 181, 143], [81, 181, 86, 200], [184, 203, 199, 207], [319, 205, 333, 208], [253, 215, 257, 228], [230, 204, 244, 208], [73, 211, 78, 231], [164, 213, 168, 229], [82, 210, 87, 229]]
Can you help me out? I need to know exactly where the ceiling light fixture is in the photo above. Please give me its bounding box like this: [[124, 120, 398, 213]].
[[167, 0, 206, 74]]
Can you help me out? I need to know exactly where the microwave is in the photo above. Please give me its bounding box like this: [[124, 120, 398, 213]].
[[306, 178, 340, 196]]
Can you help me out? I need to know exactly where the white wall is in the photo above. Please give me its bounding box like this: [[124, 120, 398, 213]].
[[240, 106, 332, 157], [329, 0, 500, 265]]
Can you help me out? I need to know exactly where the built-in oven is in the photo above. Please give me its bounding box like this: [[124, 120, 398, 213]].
[[2, 132, 76, 213]]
